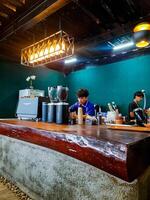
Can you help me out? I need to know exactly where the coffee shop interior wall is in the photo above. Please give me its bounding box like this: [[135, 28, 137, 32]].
[[1, 54, 150, 118], [67, 55, 150, 115], [0, 60, 66, 118]]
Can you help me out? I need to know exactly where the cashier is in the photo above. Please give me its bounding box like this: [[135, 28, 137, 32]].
[[128, 91, 144, 121], [69, 89, 95, 116]]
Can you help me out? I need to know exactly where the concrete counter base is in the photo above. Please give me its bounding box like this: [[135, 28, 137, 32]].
[[0, 135, 150, 200]]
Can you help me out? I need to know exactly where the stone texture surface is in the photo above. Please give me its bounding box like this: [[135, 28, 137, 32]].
[[0, 135, 149, 200]]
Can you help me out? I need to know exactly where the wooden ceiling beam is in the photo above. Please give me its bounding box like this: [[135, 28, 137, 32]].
[[0, 11, 8, 18], [0, 15, 5, 23], [1, 42, 20, 50], [6, 0, 24, 7], [8, 37, 32, 47], [0, 3, 15, 15], [0, 38, 20, 48], [0, 53, 19, 62], [20, 0, 26, 4], [0, 30, 35, 50], [0, 0, 71, 41], [0, 46, 20, 57], [1, 1, 16, 12]]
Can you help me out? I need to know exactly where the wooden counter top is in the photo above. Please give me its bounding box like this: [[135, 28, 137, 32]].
[[107, 123, 150, 132], [0, 119, 149, 182]]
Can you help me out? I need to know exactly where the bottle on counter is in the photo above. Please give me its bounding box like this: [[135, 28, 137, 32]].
[[78, 106, 83, 125], [108, 103, 114, 112], [112, 101, 119, 115], [112, 101, 117, 110]]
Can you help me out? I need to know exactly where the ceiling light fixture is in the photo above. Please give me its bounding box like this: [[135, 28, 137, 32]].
[[113, 41, 134, 51], [21, 30, 74, 67], [64, 57, 77, 64], [133, 22, 150, 48]]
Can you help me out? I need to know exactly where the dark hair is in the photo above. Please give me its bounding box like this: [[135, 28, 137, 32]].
[[77, 89, 89, 98], [134, 91, 144, 98]]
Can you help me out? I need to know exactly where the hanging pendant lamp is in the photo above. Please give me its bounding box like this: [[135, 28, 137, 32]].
[[21, 30, 74, 67], [133, 22, 150, 48]]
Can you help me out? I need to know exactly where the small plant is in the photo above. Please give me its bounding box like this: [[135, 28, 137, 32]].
[[26, 75, 36, 89]]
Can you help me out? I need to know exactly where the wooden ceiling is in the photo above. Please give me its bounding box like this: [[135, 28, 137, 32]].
[[1, 0, 150, 74], [0, 0, 71, 63]]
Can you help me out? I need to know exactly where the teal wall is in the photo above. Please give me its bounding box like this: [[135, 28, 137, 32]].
[[1, 54, 150, 117], [0, 61, 65, 117], [67, 55, 150, 115]]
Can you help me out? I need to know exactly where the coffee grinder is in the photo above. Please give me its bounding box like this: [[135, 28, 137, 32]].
[[47, 87, 57, 123], [56, 86, 69, 124], [48, 86, 69, 124]]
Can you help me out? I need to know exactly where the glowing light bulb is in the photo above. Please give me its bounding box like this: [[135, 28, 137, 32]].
[[34, 53, 38, 59], [34, 53, 38, 62], [134, 23, 150, 32], [39, 50, 44, 57], [62, 41, 65, 51], [136, 40, 149, 48], [30, 54, 34, 61], [50, 46, 55, 57], [43, 48, 48, 59], [133, 22, 150, 48], [59, 41, 66, 54], [55, 44, 60, 55]]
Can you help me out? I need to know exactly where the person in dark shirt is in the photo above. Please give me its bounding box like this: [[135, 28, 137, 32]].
[[128, 91, 144, 121], [69, 89, 95, 117]]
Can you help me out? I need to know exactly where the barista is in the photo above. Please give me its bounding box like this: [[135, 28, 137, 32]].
[[69, 89, 95, 117], [128, 91, 144, 121]]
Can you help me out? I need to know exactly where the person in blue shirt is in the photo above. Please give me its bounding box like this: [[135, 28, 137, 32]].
[[69, 89, 95, 117]]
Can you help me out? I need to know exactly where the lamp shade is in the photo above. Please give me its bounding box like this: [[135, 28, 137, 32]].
[[133, 22, 150, 48]]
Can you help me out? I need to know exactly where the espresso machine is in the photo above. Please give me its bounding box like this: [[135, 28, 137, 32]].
[[16, 89, 49, 121], [48, 86, 69, 124]]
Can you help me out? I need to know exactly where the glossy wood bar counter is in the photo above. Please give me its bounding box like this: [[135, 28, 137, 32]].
[[0, 119, 149, 182]]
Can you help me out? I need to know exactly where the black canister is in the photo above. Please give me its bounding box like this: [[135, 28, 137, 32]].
[[42, 102, 48, 122], [47, 103, 56, 123], [56, 102, 69, 124]]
